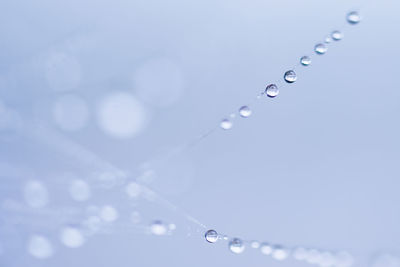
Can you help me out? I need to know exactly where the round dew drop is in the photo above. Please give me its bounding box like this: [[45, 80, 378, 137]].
[[204, 230, 218, 243], [229, 238, 245, 254], [260, 243, 273, 255], [265, 84, 279, 98], [347, 11, 361, 24], [284, 70, 297, 83], [220, 119, 233, 130], [300, 56, 311, 66], [272, 245, 290, 261], [314, 43, 327, 55], [331, 30, 343, 41], [150, 220, 167, 235], [239, 106, 252, 118]]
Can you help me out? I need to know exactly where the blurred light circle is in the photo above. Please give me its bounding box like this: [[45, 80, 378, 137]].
[[60, 227, 85, 248], [97, 92, 147, 139], [133, 58, 184, 107], [53, 94, 89, 132], [125, 182, 142, 198], [23, 180, 49, 208], [150, 220, 167, 235], [69, 179, 91, 202], [45, 52, 82, 92], [27, 235, 53, 259], [99, 205, 118, 222]]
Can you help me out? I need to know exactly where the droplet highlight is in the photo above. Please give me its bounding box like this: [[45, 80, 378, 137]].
[[347, 11, 361, 25], [265, 84, 279, 98], [229, 238, 245, 254], [204, 229, 218, 243], [239, 106, 252, 118], [271, 245, 289, 261], [314, 43, 328, 55], [300, 56, 311, 66], [284, 70, 297, 83], [150, 220, 167, 236], [220, 119, 233, 130], [331, 30, 343, 41]]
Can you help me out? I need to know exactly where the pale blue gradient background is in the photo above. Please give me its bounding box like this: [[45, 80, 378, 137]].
[[0, 0, 399, 266]]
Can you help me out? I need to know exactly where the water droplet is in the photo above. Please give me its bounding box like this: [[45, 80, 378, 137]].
[[23, 180, 49, 208], [324, 36, 333, 43], [125, 182, 142, 198], [315, 43, 328, 55], [99, 205, 118, 222], [300, 56, 311, 66], [272, 245, 289, 261], [347, 11, 361, 25], [82, 216, 101, 235], [239, 106, 252, 118], [265, 84, 279, 98], [168, 224, 176, 231], [331, 30, 343, 41], [250, 241, 260, 249], [305, 249, 322, 264], [150, 220, 167, 235], [27, 235, 53, 259], [260, 243, 273, 255], [229, 238, 245, 254], [60, 227, 85, 248], [220, 119, 233, 130], [319, 252, 335, 267], [284, 70, 297, 83], [293, 247, 308, 260], [335, 251, 354, 267], [69, 179, 91, 202], [204, 230, 218, 243]]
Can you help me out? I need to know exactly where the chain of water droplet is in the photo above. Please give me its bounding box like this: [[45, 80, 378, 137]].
[[0, 8, 366, 266]]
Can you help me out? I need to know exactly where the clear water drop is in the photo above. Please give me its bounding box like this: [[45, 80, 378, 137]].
[[272, 245, 289, 261], [27, 235, 53, 259], [150, 220, 167, 235], [239, 106, 252, 118], [204, 229, 218, 243], [347, 11, 361, 24], [260, 243, 273, 255], [315, 43, 328, 55], [300, 56, 311, 66], [229, 238, 245, 254], [265, 84, 279, 98], [284, 70, 297, 83], [331, 30, 343, 41], [220, 119, 233, 130], [60, 227, 85, 248]]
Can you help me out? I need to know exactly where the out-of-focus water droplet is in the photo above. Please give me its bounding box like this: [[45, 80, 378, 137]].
[[250, 241, 260, 249], [284, 70, 297, 83], [331, 30, 343, 41], [99, 205, 118, 222], [347, 11, 361, 24], [239, 106, 252, 118], [82, 216, 101, 235], [130, 211, 141, 224], [220, 119, 233, 130], [272, 245, 289, 261], [260, 243, 273, 255], [305, 249, 322, 264], [315, 43, 328, 55], [319, 252, 335, 267], [23, 180, 49, 208], [265, 84, 279, 98], [125, 182, 142, 198], [150, 220, 167, 235], [60, 227, 85, 248], [293, 247, 308, 260], [300, 56, 311, 66], [168, 224, 176, 231], [229, 238, 245, 254], [27, 235, 53, 259], [205, 229, 218, 243], [69, 179, 91, 202]]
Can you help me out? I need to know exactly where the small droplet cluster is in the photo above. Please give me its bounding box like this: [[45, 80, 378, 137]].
[[219, 11, 360, 131]]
